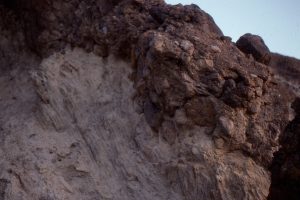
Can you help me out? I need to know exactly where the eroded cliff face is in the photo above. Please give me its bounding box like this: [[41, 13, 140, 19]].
[[236, 33, 300, 98], [268, 98, 300, 200], [1, 47, 184, 199], [234, 31, 300, 200], [0, 1, 297, 200]]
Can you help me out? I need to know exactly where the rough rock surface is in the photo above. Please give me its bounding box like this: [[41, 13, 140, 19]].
[[236, 33, 300, 98], [0, 0, 297, 200], [268, 98, 300, 200], [236, 33, 271, 65], [269, 53, 300, 97], [236, 32, 300, 200]]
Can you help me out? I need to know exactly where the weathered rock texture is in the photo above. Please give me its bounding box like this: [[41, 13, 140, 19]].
[[0, 0, 297, 200], [268, 98, 300, 200], [269, 53, 300, 97], [236, 33, 300, 98], [236, 33, 271, 65], [236, 32, 300, 200]]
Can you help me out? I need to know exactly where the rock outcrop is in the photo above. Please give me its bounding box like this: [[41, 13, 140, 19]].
[[236, 32, 300, 200], [236, 33, 300, 98], [268, 98, 300, 200], [0, 1, 297, 200], [236, 33, 271, 65], [269, 53, 300, 97]]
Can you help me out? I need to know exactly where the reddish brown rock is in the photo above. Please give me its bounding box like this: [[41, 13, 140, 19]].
[[0, 1, 296, 200], [269, 98, 300, 200], [236, 33, 271, 64]]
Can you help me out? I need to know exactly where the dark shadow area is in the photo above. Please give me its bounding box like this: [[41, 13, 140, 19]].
[[268, 98, 300, 200], [0, 0, 19, 9]]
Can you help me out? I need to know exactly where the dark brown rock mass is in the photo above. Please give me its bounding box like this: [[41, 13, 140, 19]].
[[269, 53, 300, 95], [236, 33, 300, 200], [236, 33, 300, 97], [0, 0, 298, 199], [236, 33, 271, 65], [269, 98, 300, 200]]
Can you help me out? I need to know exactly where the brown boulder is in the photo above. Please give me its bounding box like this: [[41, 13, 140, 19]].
[[236, 33, 271, 64]]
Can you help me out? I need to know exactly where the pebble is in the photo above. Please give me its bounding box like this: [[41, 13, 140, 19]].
[[211, 45, 221, 53], [214, 138, 225, 149]]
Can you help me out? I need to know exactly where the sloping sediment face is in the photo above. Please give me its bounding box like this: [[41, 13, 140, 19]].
[[0, 1, 297, 199], [0, 47, 183, 199]]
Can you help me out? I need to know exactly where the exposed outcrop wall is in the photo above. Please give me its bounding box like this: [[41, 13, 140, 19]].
[[236, 33, 300, 97], [268, 98, 300, 200], [269, 53, 300, 96], [0, 1, 296, 200], [236, 32, 300, 200], [1, 47, 182, 199]]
